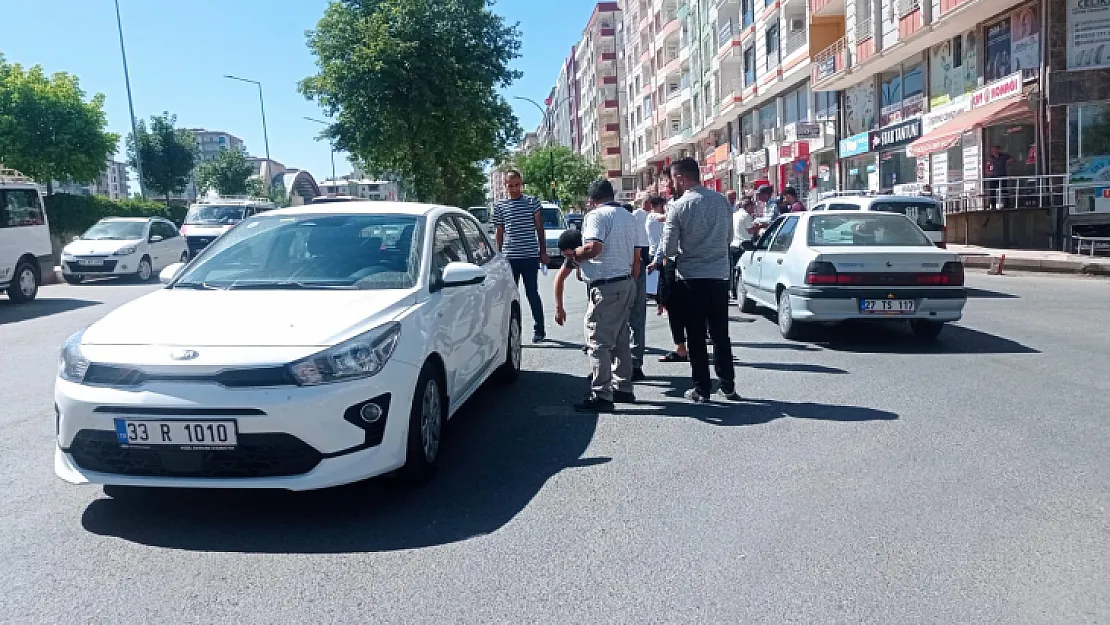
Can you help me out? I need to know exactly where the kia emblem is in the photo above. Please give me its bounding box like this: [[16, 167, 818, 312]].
[[170, 349, 199, 361]]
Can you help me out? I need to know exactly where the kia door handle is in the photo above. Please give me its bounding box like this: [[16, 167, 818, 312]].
[[776, 259, 783, 265]]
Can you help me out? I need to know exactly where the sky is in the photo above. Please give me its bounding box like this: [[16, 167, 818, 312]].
[[0, 0, 597, 188]]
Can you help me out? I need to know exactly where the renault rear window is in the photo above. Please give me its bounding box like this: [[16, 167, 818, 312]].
[[870, 201, 944, 231]]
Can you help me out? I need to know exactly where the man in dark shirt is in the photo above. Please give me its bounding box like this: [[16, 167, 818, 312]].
[[986, 146, 1014, 209]]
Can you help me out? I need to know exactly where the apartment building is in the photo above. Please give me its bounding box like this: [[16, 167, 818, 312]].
[[575, 3, 626, 185], [54, 159, 130, 200]]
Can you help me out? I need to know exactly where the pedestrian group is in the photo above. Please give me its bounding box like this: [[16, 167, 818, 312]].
[[492, 161, 806, 412]]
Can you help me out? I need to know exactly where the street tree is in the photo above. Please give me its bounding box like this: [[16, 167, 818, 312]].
[[0, 55, 119, 194], [126, 113, 197, 204], [300, 0, 522, 204], [195, 147, 255, 196], [510, 145, 605, 209]]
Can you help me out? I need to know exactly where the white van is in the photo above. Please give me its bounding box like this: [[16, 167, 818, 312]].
[[180, 196, 276, 257], [811, 194, 947, 247], [0, 169, 53, 303]]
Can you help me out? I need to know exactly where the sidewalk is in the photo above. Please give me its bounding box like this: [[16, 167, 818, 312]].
[[948, 244, 1110, 276]]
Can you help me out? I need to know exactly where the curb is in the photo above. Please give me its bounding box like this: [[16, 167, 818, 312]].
[[959, 254, 1110, 276]]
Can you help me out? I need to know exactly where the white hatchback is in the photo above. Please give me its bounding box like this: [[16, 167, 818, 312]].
[[61, 217, 189, 283], [54, 202, 522, 491], [737, 211, 967, 340]]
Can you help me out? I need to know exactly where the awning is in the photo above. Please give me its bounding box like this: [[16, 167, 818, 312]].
[[906, 98, 1032, 158]]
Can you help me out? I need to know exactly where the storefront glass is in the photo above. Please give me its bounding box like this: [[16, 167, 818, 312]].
[[902, 62, 925, 119], [929, 30, 980, 109], [985, 4, 1041, 82], [813, 151, 837, 196], [983, 123, 1036, 176], [880, 149, 917, 189], [880, 70, 902, 126], [844, 79, 875, 136], [740, 112, 755, 151], [1069, 103, 1110, 217], [843, 154, 876, 190]]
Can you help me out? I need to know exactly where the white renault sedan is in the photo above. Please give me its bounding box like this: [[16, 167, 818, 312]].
[[61, 217, 189, 284], [737, 211, 966, 340], [55, 202, 522, 491]]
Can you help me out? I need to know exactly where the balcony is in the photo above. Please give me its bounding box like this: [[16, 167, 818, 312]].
[[600, 27, 616, 38], [658, 17, 681, 40], [604, 146, 622, 156], [599, 75, 618, 85], [717, 22, 734, 48], [810, 36, 850, 90], [783, 28, 807, 57], [896, 0, 921, 18], [719, 78, 744, 115], [855, 16, 874, 42], [600, 99, 620, 110], [599, 51, 617, 62]]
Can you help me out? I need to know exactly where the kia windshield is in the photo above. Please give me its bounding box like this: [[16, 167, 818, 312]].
[[185, 205, 248, 225], [81, 221, 145, 240], [173, 214, 421, 290]]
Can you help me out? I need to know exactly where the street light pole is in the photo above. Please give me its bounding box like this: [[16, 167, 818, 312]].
[[513, 96, 558, 204], [224, 75, 271, 190], [303, 116, 337, 181], [114, 0, 144, 199]]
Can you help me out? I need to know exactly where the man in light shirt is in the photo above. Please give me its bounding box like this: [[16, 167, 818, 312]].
[[628, 197, 653, 381], [730, 198, 757, 300]]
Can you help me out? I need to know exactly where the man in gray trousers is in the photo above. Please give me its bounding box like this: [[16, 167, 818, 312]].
[[628, 198, 652, 381], [565, 180, 640, 413]]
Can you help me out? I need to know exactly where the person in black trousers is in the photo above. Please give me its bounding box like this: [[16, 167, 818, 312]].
[[657, 158, 739, 403]]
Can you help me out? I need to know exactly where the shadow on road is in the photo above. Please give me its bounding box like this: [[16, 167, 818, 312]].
[[741, 362, 847, 374], [0, 298, 99, 325], [629, 378, 897, 426], [79, 370, 601, 554], [964, 287, 1020, 299], [812, 322, 1039, 354], [733, 341, 821, 352]]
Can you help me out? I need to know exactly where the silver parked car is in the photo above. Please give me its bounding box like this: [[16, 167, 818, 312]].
[[737, 211, 967, 340]]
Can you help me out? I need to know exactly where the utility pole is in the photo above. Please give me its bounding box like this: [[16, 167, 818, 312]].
[[114, 0, 144, 199], [513, 96, 559, 204], [224, 75, 272, 190], [304, 116, 337, 181]]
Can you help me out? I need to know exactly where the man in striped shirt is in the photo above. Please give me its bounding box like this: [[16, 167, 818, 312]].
[[494, 170, 550, 342]]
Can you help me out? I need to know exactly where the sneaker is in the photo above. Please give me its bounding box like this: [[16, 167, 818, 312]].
[[631, 368, 647, 382], [613, 390, 637, 404], [684, 388, 710, 403], [532, 333, 546, 343], [574, 395, 615, 413], [717, 385, 742, 401]]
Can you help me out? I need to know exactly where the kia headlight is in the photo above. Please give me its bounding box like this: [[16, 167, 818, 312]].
[[59, 329, 90, 383], [287, 322, 402, 385], [113, 245, 137, 256]]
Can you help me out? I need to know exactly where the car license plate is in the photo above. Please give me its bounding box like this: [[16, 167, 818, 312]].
[[114, 419, 238, 450], [77, 259, 103, 266], [860, 299, 916, 314]]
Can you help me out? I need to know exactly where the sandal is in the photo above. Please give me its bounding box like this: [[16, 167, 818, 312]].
[[659, 351, 688, 363]]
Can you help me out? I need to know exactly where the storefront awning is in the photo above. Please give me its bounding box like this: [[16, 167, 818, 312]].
[[906, 98, 1032, 158]]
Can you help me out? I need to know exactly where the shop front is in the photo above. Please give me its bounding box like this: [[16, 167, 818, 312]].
[[1067, 102, 1110, 236], [738, 148, 771, 193], [869, 118, 923, 190], [839, 131, 874, 191]]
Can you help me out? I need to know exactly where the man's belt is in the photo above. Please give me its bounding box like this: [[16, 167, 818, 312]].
[[587, 275, 631, 288]]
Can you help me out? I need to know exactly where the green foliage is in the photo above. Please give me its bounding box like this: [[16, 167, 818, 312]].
[[44, 193, 185, 237], [126, 113, 197, 203], [0, 55, 119, 193], [300, 0, 522, 205], [195, 147, 255, 196], [509, 145, 605, 208]]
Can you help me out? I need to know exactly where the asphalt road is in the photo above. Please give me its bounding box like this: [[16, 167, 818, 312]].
[[0, 272, 1107, 623]]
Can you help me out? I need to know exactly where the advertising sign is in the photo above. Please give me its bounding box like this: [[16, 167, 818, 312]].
[[869, 119, 923, 151], [1068, 0, 1110, 70], [922, 97, 973, 134], [969, 71, 1023, 108], [985, 15, 1013, 82], [839, 132, 871, 158]]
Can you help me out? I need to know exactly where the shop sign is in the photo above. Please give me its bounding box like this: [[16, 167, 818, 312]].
[[922, 96, 973, 134], [736, 153, 752, 173], [783, 122, 822, 142], [970, 71, 1023, 108], [839, 131, 871, 157], [1068, 0, 1110, 70], [779, 144, 794, 161], [869, 119, 923, 151], [748, 149, 768, 170]]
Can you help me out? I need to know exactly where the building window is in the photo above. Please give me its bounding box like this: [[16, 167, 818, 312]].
[[743, 45, 756, 85], [880, 69, 902, 126], [741, 112, 755, 151], [766, 21, 780, 69], [783, 84, 809, 125], [815, 90, 838, 120], [741, 0, 754, 27]]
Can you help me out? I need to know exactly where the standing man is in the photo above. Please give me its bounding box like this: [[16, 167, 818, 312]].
[[565, 180, 640, 413], [660, 157, 739, 403], [782, 186, 806, 212], [730, 198, 757, 299], [985, 145, 1014, 209], [629, 197, 652, 381], [649, 167, 689, 364], [494, 170, 550, 343], [726, 189, 739, 211]]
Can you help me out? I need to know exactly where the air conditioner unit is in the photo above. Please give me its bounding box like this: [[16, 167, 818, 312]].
[[789, 18, 805, 32], [763, 127, 781, 143], [744, 134, 756, 148]]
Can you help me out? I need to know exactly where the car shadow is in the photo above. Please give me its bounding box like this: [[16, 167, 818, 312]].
[[79, 370, 602, 554], [812, 321, 1039, 354], [0, 297, 99, 325], [733, 341, 822, 352], [741, 362, 848, 374], [964, 287, 1020, 299]]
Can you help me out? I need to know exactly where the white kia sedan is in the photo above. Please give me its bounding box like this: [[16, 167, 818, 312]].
[[61, 217, 189, 284], [55, 202, 522, 491], [737, 211, 967, 340]]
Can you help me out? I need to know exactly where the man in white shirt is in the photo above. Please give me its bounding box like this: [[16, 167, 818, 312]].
[[629, 197, 652, 381], [730, 198, 757, 300]]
